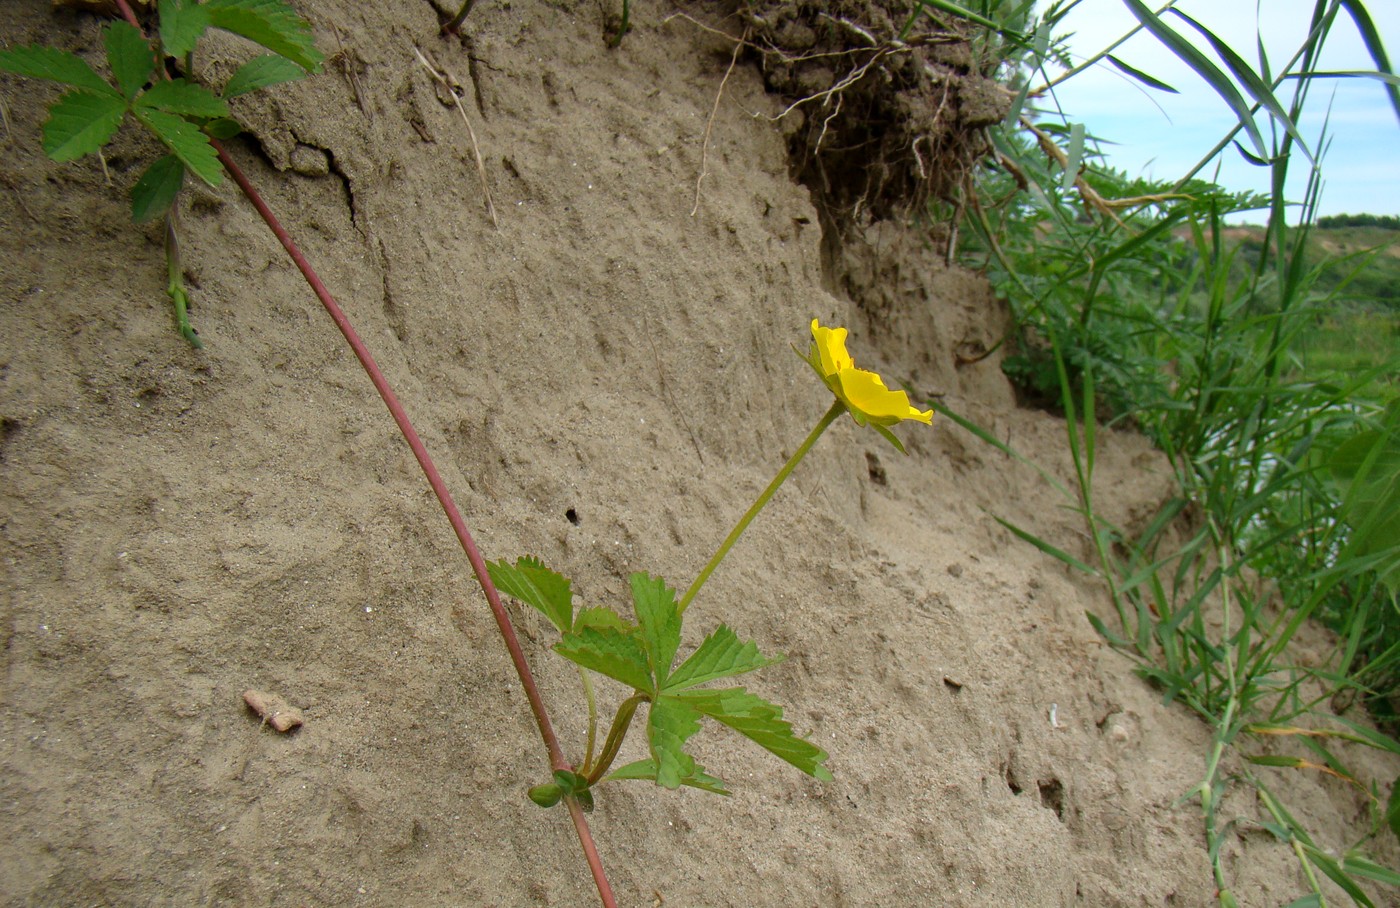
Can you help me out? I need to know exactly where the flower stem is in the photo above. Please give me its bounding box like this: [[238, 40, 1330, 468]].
[[578, 665, 598, 774], [679, 400, 845, 613], [586, 693, 649, 785]]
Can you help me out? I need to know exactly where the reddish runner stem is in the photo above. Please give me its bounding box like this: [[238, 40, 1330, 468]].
[[209, 142, 618, 907]]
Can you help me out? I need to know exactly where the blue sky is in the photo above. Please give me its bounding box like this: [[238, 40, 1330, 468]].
[[1041, 1, 1399, 221]]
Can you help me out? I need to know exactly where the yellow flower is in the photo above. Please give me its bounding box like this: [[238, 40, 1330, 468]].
[[806, 319, 932, 440]]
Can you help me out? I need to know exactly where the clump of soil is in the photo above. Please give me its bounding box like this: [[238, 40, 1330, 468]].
[[740, 1, 1009, 231]]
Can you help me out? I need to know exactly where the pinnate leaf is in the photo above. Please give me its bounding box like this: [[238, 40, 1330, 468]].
[[132, 107, 223, 186], [0, 45, 116, 95], [223, 54, 306, 98], [137, 79, 230, 118], [131, 154, 185, 223], [104, 20, 154, 101], [665, 624, 781, 692], [42, 90, 127, 162], [204, 0, 324, 73], [604, 758, 730, 795], [646, 696, 701, 789], [630, 573, 681, 686], [159, 0, 213, 59], [675, 687, 832, 781], [488, 556, 573, 633], [554, 625, 653, 693]]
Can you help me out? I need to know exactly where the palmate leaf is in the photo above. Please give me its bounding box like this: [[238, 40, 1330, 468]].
[[42, 90, 127, 162], [137, 79, 230, 119], [204, 0, 324, 73], [675, 687, 832, 781], [646, 696, 701, 789], [158, 0, 213, 59], [630, 573, 681, 686], [131, 154, 185, 223], [604, 758, 730, 795], [554, 624, 654, 693], [487, 556, 574, 633], [0, 45, 116, 95], [223, 54, 307, 98], [131, 107, 223, 186], [664, 624, 781, 692], [104, 20, 154, 101]]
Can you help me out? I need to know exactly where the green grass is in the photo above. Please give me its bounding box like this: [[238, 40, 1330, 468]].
[[931, 1, 1400, 903]]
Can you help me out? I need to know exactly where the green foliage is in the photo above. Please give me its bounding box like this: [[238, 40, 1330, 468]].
[[950, 0, 1400, 903], [0, 0, 322, 346], [493, 557, 829, 802]]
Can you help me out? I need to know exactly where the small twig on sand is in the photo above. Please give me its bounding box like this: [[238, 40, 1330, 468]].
[[692, 34, 745, 218], [413, 46, 498, 228]]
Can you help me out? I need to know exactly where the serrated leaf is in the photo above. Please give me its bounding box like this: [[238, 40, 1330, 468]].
[[131, 154, 185, 222], [554, 625, 654, 693], [131, 107, 223, 186], [487, 556, 574, 633], [0, 45, 117, 95], [646, 696, 701, 789], [603, 758, 730, 795], [204, 0, 324, 73], [630, 573, 681, 686], [137, 79, 230, 119], [574, 606, 630, 633], [203, 117, 243, 139], [665, 624, 781, 692], [222, 53, 306, 98], [103, 21, 155, 101], [41, 90, 127, 162], [675, 687, 832, 781], [159, 0, 213, 58]]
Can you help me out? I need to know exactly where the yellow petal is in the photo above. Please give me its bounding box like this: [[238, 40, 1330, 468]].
[[810, 319, 853, 378], [837, 368, 934, 426]]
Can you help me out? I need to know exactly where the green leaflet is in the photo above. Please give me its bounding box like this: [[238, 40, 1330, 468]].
[[603, 758, 730, 795], [487, 556, 574, 633], [674, 687, 832, 781], [159, 0, 213, 59], [138, 79, 230, 119], [223, 54, 307, 98], [204, 0, 324, 73], [131, 107, 223, 186], [645, 696, 701, 789], [630, 573, 681, 687], [554, 625, 654, 694], [42, 91, 127, 163], [104, 21, 154, 101], [665, 624, 780, 692], [0, 45, 116, 95], [131, 154, 186, 223]]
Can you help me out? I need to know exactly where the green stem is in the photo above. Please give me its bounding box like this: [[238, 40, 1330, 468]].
[[578, 665, 599, 774], [679, 400, 845, 613], [164, 213, 202, 349], [585, 693, 648, 785]]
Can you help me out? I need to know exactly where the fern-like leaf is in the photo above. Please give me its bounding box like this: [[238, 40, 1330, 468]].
[[204, 0, 324, 73], [131, 107, 223, 186], [222, 54, 306, 98], [42, 90, 127, 162], [0, 45, 116, 95]]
